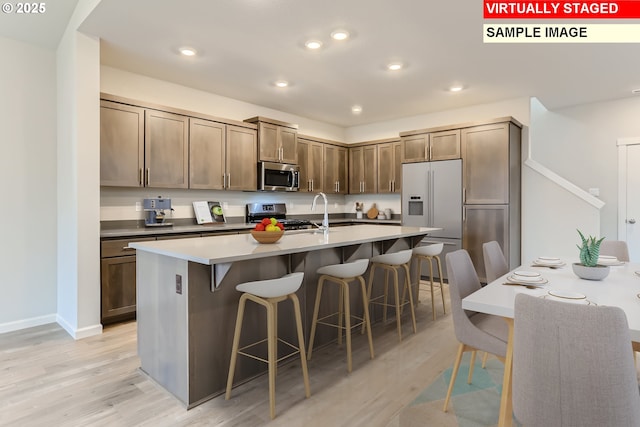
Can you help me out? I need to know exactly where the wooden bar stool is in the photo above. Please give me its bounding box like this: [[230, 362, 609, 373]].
[[365, 249, 416, 341], [412, 243, 446, 320], [225, 272, 310, 420], [307, 259, 374, 373]]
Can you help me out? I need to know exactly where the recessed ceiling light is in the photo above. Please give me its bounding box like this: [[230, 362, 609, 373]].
[[449, 85, 464, 92], [305, 40, 323, 50], [274, 80, 289, 88], [179, 47, 197, 57], [351, 105, 363, 114], [387, 62, 403, 71], [331, 30, 350, 41]]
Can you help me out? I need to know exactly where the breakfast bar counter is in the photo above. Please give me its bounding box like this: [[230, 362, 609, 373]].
[[130, 225, 438, 408]]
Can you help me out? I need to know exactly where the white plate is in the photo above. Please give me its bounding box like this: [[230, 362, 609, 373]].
[[506, 275, 547, 284], [534, 259, 563, 266], [542, 295, 595, 305], [635, 271, 640, 277], [538, 256, 561, 262], [548, 290, 586, 300], [598, 258, 624, 266], [513, 270, 540, 278]]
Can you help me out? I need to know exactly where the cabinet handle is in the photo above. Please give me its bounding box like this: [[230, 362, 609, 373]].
[[311, 179, 314, 192], [429, 144, 432, 160], [139, 168, 143, 186], [223, 173, 226, 189], [463, 187, 466, 203], [122, 246, 135, 251], [227, 173, 231, 187], [389, 181, 392, 192], [146, 168, 150, 186]]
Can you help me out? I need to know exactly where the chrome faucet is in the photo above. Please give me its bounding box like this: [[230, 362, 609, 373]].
[[311, 192, 329, 234]]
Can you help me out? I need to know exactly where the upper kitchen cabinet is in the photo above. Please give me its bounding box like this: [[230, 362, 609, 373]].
[[297, 136, 324, 192], [225, 125, 258, 191], [324, 143, 348, 194], [244, 116, 298, 164], [189, 119, 257, 191], [100, 100, 144, 187], [399, 128, 460, 163], [349, 144, 377, 194], [461, 121, 521, 205], [145, 110, 189, 188], [377, 139, 402, 193], [189, 118, 225, 190]]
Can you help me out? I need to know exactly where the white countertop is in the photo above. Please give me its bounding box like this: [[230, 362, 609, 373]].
[[129, 224, 439, 265]]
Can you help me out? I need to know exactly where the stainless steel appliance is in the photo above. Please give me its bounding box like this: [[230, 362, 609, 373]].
[[246, 202, 312, 230], [258, 161, 300, 191], [143, 197, 173, 227], [402, 159, 462, 279]]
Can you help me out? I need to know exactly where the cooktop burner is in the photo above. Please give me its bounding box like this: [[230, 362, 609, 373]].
[[246, 203, 313, 230]]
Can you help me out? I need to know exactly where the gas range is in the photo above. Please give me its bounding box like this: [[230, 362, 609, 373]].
[[246, 203, 313, 230]]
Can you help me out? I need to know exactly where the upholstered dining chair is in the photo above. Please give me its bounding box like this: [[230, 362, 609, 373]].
[[482, 240, 509, 283], [442, 249, 508, 412], [513, 293, 640, 427], [600, 240, 630, 262]]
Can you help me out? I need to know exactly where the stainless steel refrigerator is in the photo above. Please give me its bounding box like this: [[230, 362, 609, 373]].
[[402, 159, 462, 279]]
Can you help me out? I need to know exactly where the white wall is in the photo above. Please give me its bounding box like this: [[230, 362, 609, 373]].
[[56, 0, 102, 339], [527, 96, 640, 241], [0, 37, 58, 331], [101, 66, 345, 142]]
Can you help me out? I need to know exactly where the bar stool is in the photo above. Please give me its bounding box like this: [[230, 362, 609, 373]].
[[225, 272, 310, 420], [307, 259, 374, 373], [365, 249, 416, 341], [412, 243, 446, 321]]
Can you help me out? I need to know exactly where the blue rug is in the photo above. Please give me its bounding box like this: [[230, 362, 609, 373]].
[[395, 353, 521, 427]]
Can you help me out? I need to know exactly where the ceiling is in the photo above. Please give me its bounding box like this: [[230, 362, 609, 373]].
[[5, 0, 640, 127], [0, 0, 78, 49]]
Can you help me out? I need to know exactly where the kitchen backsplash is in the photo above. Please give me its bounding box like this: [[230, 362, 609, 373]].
[[100, 187, 402, 222]]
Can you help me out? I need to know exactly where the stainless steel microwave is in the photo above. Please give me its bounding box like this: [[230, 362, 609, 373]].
[[258, 161, 300, 191]]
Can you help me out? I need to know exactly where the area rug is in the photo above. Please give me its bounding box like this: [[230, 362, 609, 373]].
[[389, 353, 522, 427]]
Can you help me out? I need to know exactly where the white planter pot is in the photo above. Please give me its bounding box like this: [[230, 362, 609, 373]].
[[572, 263, 610, 281]]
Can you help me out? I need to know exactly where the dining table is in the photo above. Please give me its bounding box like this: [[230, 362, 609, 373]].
[[462, 257, 640, 427]]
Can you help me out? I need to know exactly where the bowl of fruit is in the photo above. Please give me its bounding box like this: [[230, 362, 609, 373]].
[[250, 217, 285, 244]]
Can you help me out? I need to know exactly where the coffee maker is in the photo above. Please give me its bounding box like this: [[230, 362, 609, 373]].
[[143, 197, 173, 227]]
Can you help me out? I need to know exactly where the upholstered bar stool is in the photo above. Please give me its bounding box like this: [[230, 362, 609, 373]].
[[365, 249, 416, 341], [307, 259, 374, 373], [225, 272, 310, 420], [411, 243, 446, 321]]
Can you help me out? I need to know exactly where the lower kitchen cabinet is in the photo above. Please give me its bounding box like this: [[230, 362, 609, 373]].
[[100, 237, 154, 324], [462, 205, 509, 283]]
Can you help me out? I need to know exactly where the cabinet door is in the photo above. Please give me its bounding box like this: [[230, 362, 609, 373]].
[[308, 140, 323, 192], [279, 127, 298, 164], [349, 146, 364, 193], [189, 118, 225, 190], [100, 101, 144, 187], [363, 145, 378, 193], [462, 123, 510, 204], [258, 123, 279, 162], [392, 141, 402, 193], [297, 139, 311, 192], [401, 133, 428, 163], [377, 143, 394, 193], [101, 255, 137, 323], [324, 144, 348, 194], [430, 129, 461, 161], [145, 110, 189, 188], [463, 205, 509, 282], [226, 125, 257, 191]]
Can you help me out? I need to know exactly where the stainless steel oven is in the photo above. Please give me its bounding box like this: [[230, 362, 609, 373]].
[[258, 161, 300, 191]]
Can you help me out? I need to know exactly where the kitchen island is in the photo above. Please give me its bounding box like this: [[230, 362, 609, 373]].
[[130, 224, 439, 408]]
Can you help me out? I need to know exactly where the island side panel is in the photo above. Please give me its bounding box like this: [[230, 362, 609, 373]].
[[187, 255, 296, 406], [136, 251, 189, 404]]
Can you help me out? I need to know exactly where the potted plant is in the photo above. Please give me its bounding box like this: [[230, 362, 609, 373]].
[[572, 229, 609, 280]]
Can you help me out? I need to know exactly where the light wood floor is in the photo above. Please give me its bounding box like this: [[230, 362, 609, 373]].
[[0, 285, 459, 427]]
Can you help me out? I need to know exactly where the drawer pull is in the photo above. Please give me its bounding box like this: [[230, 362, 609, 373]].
[[122, 246, 135, 251]]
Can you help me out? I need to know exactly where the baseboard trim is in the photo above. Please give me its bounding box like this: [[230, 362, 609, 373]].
[[56, 315, 103, 340], [0, 314, 57, 334]]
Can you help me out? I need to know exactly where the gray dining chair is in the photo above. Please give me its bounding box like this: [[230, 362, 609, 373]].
[[599, 240, 630, 262], [482, 240, 509, 283], [513, 293, 640, 427], [442, 249, 508, 412]]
